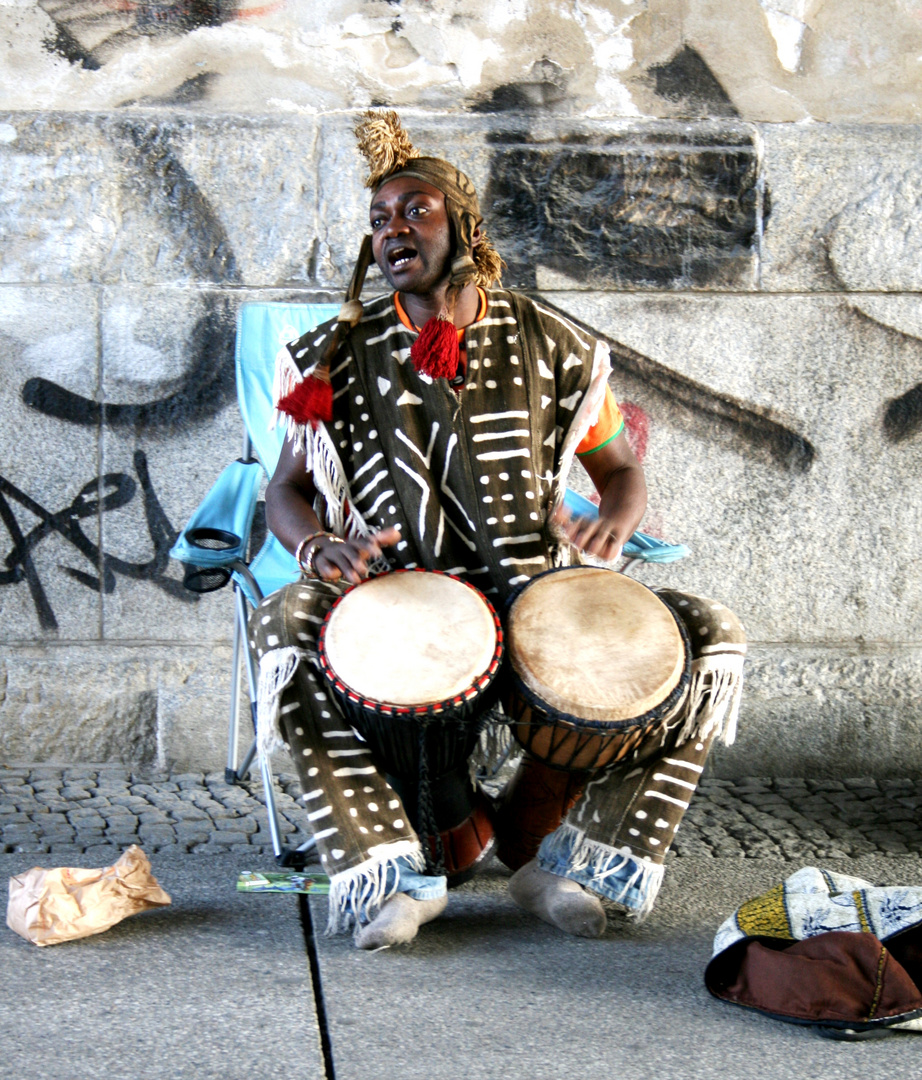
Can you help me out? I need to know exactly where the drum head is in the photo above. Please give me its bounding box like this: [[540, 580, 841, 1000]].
[[323, 571, 498, 707], [507, 567, 685, 723]]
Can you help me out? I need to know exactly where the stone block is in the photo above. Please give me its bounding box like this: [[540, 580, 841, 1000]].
[[155, 647, 235, 774], [714, 642, 922, 779], [546, 291, 922, 644], [317, 114, 760, 292], [97, 285, 241, 644], [760, 123, 922, 293], [0, 642, 238, 771], [0, 114, 237, 286], [0, 112, 322, 288], [0, 285, 103, 641], [0, 647, 160, 765], [168, 117, 320, 287]]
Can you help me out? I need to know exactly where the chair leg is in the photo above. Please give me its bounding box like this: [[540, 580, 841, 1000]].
[[234, 586, 318, 867], [225, 585, 248, 784]]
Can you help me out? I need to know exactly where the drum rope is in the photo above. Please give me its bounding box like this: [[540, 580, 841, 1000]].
[[416, 717, 447, 876]]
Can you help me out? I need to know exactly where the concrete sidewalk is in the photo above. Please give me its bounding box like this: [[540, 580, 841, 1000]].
[[0, 853, 325, 1080], [3, 851, 921, 1080], [3, 770, 922, 1079], [312, 854, 922, 1080]]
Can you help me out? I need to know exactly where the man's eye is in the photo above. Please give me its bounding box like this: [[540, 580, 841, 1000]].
[[408, 205, 428, 217], [371, 217, 385, 229]]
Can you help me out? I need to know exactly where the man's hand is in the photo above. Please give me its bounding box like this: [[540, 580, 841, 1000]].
[[551, 506, 623, 562], [311, 527, 402, 584]]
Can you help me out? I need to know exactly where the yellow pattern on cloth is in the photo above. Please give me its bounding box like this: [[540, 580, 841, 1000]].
[[735, 882, 795, 940]]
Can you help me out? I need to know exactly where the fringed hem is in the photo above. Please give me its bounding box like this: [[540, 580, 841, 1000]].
[[256, 647, 312, 761], [676, 652, 746, 748], [537, 823, 665, 922], [326, 840, 425, 936]]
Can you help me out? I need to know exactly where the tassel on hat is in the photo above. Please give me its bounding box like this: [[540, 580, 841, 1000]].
[[355, 110, 420, 189]]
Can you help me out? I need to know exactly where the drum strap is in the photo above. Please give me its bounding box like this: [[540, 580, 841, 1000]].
[[416, 719, 447, 876]]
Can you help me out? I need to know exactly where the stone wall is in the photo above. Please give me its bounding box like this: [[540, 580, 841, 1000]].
[[1, 1, 920, 778]]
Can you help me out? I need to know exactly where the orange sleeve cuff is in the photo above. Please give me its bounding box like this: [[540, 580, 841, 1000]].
[[575, 385, 625, 456]]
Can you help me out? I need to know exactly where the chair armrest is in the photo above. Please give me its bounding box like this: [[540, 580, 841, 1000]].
[[170, 458, 264, 570]]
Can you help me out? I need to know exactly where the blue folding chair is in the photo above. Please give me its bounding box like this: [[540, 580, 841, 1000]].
[[171, 301, 690, 864]]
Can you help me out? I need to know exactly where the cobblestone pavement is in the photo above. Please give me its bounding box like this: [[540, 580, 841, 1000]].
[[1, 766, 920, 861]]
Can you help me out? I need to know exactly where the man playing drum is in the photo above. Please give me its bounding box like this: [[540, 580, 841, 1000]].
[[251, 111, 746, 949]]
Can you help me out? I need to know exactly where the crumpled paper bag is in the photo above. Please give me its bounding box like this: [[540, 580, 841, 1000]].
[[6, 845, 171, 946]]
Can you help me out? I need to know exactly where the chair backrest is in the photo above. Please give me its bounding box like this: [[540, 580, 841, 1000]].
[[235, 302, 340, 474]]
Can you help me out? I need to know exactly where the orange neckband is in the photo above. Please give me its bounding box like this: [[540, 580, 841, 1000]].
[[394, 288, 487, 337]]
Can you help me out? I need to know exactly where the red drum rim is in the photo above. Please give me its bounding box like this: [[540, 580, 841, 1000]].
[[505, 566, 692, 734], [318, 568, 505, 719]]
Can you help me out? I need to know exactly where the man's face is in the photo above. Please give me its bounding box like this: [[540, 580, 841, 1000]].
[[369, 176, 452, 296]]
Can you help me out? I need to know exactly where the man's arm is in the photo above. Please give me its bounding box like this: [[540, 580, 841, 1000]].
[[266, 438, 399, 583], [556, 430, 647, 560]]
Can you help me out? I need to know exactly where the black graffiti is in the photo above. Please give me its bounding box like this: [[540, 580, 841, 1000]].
[[0, 451, 195, 634], [884, 384, 922, 443], [648, 46, 740, 119], [541, 298, 816, 474], [22, 299, 236, 433], [41, 1, 229, 68], [113, 119, 240, 285], [473, 58, 569, 112], [16, 116, 238, 431]]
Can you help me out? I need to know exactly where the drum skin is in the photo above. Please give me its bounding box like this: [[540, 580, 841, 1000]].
[[506, 566, 691, 771], [318, 569, 505, 781]]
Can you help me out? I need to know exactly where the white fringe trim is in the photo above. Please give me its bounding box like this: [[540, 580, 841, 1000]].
[[270, 345, 310, 451], [553, 338, 612, 514], [326, 840, 425, 936], [539, 823, 665, 922], [304, 422, 390, 575], [256, 647, 312, 761], [676, 652, 746, 748]]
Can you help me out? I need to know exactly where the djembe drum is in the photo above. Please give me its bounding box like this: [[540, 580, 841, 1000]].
[[496, 565, 691, 869], [318, 569, 504, 882]]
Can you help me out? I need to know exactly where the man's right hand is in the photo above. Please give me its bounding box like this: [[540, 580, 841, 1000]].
[[310, 526, 402, 584]]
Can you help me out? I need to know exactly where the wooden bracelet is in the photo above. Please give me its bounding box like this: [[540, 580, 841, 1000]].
[[295, 531, 330, 575]]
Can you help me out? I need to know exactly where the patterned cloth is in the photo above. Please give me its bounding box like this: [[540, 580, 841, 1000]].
[[254, 290, 747, 933], [707, 867, 922, 1033], [273, 289, 610, 601]]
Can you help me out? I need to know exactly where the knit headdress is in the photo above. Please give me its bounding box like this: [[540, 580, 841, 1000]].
[[277, 111, 504, 425]]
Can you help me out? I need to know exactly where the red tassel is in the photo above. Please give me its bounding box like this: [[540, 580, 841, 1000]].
[[410, 315, 460, 380], [277, 371, 333, 425]]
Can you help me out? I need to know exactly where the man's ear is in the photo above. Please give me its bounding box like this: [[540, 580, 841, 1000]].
[[472, 226, 482, 248]]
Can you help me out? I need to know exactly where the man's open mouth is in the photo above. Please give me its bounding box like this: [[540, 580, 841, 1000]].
[[388, 246, 417, 270]]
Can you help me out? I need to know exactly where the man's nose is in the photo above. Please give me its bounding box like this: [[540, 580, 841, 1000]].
[[383, 212, 410, 237]]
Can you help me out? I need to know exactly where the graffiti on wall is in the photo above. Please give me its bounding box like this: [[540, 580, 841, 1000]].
[[39, 0, 284, 70], [16, 110, 922, 638], [0, 451, 193, 633]]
